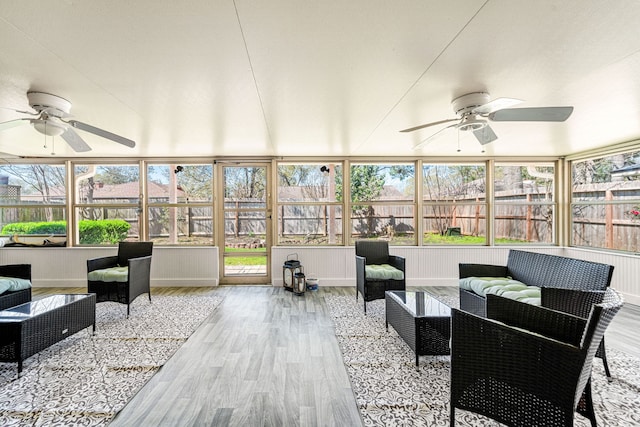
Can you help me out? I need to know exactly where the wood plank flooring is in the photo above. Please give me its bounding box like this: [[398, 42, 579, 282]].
[[31, 285, 640, 426]]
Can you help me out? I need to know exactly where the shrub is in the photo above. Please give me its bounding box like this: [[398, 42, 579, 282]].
[[78, 220, 131, 244], [1, 219, 130, 244], [1, 221, 67, 235]]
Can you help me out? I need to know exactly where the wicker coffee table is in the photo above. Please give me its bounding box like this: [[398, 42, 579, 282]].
[[385, 290, 451, 367], [0, 293, 96, 373]]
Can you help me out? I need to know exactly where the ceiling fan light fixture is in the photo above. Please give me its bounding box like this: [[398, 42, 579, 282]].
[[31, 118, 67, 136], [457, 117, 487, 132]]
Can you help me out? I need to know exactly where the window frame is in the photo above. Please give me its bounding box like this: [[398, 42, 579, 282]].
[[275, 161, 344, 246], [145, 162, 215, 246]]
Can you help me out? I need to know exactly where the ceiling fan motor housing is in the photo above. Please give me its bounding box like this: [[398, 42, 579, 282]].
[[27, 91, 72, 118], [451, 92, 491, 116]]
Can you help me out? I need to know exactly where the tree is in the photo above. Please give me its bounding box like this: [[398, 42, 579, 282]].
[[1, 164, 66, 221], [95, 165, 140, 185], [423, 165, 486, 235], [337, 164, 414, 237], [224, 167, 265, 200]]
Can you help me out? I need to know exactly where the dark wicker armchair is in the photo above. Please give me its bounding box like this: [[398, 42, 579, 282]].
[[87, 242, 153, 316], [355, 240, 405, 313], [450, 288, 623, 427], [541, 287, 612, 379], [0, 264, 32, 311]]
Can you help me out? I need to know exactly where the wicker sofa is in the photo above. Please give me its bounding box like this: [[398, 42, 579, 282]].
[[0, 264, 32, 311], [459, 249, 615, 378], [459, 250, 614, 317]]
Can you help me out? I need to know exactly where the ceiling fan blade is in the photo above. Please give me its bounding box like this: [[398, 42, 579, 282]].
[[0, 118, 30, 131], [61, 128, 92, 152], [67, 120, 136, 148], [488, 106, 574, 122], [413, 123, 458, 150], [0, 106, 37, 116], [473, 125, 498, 145], [400, 117, 460, 133], [472, 97, 523, 115]]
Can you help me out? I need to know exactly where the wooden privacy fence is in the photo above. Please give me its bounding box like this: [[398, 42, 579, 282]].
[[2, 184, 639, 249]]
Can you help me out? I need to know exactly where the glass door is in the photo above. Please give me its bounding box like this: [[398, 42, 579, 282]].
[[218, 163, 271, 284]]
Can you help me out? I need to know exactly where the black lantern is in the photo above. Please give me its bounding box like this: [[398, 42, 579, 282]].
[[293, 268, 306, 296], [283, 253, 301, 292]]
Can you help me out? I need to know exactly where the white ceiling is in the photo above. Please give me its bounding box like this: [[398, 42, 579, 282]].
[[1, 0, 640, 159]]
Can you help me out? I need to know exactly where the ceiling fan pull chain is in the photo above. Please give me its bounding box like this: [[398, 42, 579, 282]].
[[43, 121, 48, 149]]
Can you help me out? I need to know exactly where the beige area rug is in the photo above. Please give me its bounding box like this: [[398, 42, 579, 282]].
[[0, 294, 222, 426], [326, 295, 640, 426]]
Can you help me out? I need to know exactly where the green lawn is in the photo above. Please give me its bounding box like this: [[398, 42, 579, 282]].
[[224, 247, 267, 265]]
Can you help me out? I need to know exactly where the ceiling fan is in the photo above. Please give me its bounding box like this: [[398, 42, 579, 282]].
[[400, 92, 573, 149], [0, 91, 135, 152]]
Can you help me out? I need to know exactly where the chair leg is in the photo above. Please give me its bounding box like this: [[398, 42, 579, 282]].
[[577, 377, 597, 427], [599, 340, 612, 380], [450, 406, 455, 426], [363, 299, 367, 314]]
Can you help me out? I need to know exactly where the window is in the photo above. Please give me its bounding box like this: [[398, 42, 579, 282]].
[[423, 163, 486, 244], [147, 163, 213, 245], [73, 163, 140, 245], [348, 163, 415, 245], [277, 162, 343, 245], [494, 163, 555, 244], [571, 150, 640, 252], [0, 162, 66, 247]]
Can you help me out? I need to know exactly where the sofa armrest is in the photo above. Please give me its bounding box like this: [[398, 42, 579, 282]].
[[459, 263, 508, 279], [388, 255, 405, 273], [127, 255, 152, 296], [87, 255, 119, 273], [0, 264, 31, 281], [355, 255, 366, 285]]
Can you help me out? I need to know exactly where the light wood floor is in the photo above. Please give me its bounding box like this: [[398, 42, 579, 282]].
[[31, 285, 640, 426]]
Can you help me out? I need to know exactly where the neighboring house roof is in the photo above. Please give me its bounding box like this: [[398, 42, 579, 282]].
[[611, 164, 640, 177], [90, 181, 185, 198], [20, 181, 186, 201]]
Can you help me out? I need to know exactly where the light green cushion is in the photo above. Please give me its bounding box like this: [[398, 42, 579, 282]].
[[0, 276, 32, 294], [88, 266, 129, 283], [459, 276, 541, 305], [459, 277, 522, 296], [365, 264, 404, 280]]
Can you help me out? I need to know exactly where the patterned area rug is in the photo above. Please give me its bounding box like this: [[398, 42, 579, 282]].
[[326, 294, 640, 426], [0, 294, 222, 426]]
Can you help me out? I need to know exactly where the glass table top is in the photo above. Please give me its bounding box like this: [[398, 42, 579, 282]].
[[0, 294, 92, 322], [387, 291, 451, 317]]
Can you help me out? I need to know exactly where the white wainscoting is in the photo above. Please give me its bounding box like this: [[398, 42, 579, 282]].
[[272, 246, 640, 305], [0, 247, 219, 288], [2, 245, 637, 305]]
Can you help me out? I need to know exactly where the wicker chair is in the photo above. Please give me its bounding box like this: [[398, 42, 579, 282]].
[[355, 240, 405, 313], [87, 242, 153, 316], [0, 264, 32, 311], [541, 287, 612, 379], [450, 288, 623, 427]]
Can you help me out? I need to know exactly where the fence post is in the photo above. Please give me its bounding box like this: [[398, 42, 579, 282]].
[[526, 194, 532, 241], [606, 190, 613, 249], [235, 200, 239, 238]]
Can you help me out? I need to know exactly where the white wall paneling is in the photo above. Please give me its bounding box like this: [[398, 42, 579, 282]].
[[0, 247, 219, 288], [2, 245, 637, 305]]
